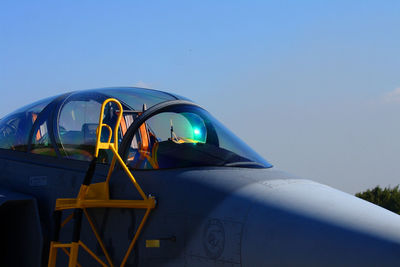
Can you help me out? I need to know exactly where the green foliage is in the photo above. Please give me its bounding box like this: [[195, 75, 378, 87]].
[[356, 185, 400, 215]]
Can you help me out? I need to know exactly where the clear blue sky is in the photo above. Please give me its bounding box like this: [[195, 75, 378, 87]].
[[1, 1, 400, 193]]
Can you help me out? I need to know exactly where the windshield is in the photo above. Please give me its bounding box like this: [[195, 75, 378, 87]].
[[126, 105, 271, 169]]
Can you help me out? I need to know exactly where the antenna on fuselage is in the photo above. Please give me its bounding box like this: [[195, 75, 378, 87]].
[[170, 119, 175, 140]]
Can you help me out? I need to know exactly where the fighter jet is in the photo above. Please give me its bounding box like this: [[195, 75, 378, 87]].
[[0, 87, 399, 267]]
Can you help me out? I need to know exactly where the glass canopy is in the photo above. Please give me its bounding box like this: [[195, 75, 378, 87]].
[[0, 87, 271, 169]]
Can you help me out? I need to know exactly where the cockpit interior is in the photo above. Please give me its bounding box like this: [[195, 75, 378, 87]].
[[0, 88, 271, 169]]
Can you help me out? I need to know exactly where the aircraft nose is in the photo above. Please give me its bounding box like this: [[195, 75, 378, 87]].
[[240, 179, 400, 266]]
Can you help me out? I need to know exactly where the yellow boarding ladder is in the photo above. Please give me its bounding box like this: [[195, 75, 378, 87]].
[[48, 98, 156, 267]]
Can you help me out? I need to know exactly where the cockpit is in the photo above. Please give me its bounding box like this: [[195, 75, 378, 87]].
[[0, 88, 272, 169]]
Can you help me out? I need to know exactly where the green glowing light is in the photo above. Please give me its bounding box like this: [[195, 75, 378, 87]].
[[193, 128, 201, 136]]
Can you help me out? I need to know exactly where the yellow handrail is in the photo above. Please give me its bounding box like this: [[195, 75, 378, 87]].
[[95, 98, 123, 157]]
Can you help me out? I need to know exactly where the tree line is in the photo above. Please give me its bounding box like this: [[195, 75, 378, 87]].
[[356, 185, 400, 215]]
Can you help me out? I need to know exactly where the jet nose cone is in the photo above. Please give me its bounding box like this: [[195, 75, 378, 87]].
[[241, 179, 400, 266]]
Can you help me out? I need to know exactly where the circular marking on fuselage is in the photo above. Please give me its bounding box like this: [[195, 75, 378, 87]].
[[203, 218, 225, 259]]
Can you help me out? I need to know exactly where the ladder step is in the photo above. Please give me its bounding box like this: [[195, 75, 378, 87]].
[[55, 198, 156, 210], [51, 242, 74, 248]]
